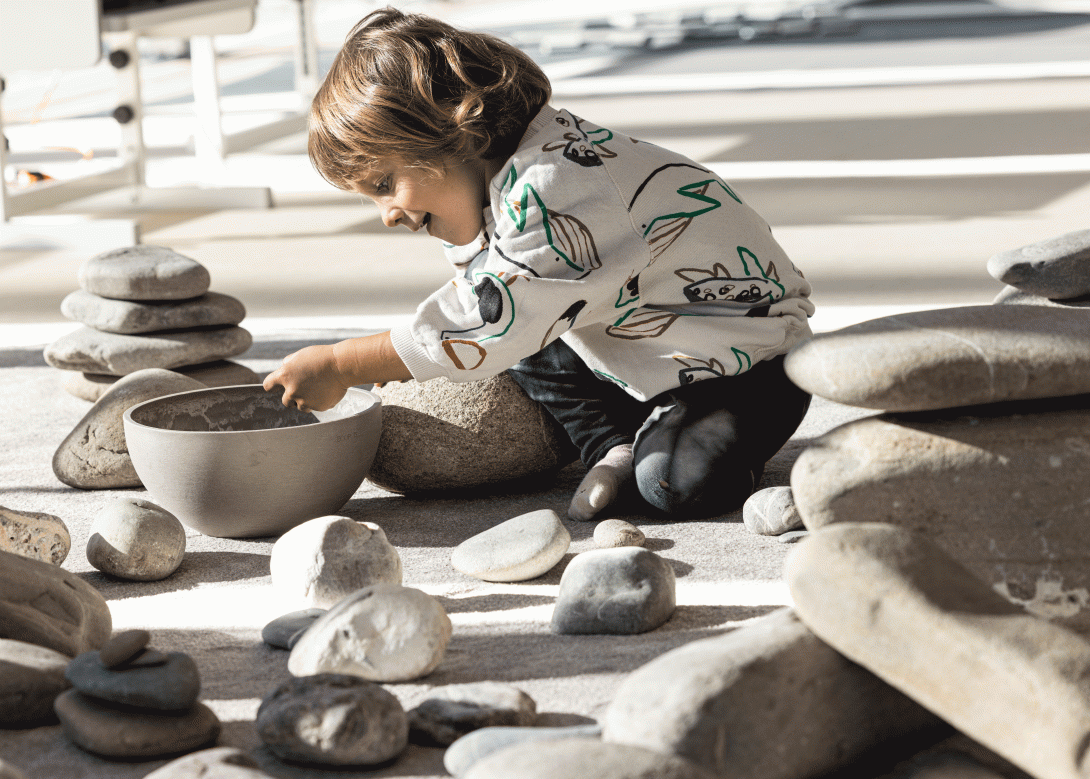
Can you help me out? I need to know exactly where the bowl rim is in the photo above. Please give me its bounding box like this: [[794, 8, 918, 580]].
[[123, 384, 381, 437]]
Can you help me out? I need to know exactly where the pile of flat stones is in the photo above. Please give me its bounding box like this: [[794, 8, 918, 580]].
[[55, 629, 220, 759], [45, 245, 258, 403]]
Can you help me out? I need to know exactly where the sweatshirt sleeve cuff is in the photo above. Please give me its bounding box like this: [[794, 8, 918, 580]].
[[389, 324, 447, 382]]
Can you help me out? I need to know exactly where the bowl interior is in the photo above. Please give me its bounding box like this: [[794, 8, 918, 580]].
[[127, 385, 375, 433]]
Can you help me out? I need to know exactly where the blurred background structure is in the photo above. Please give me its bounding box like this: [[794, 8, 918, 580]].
[[1, 0, 1089, 340]]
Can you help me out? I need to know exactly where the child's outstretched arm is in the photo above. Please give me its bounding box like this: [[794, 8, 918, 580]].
[[263, 331, 412, 412]]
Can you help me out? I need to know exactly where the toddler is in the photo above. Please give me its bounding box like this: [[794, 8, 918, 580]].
[[264, 7, 814, 520]]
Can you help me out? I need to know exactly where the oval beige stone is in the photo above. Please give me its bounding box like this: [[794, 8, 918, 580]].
[[790, 395, 1090, 632], [784, 305, 1090, 411], [0, 506, 70, 564], [368, 374, 573, 494], [45, 325, 253, 376], [0, 549, 112, 656]]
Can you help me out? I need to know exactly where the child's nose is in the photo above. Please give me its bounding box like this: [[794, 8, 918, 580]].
[[380, 204, 403, 228]]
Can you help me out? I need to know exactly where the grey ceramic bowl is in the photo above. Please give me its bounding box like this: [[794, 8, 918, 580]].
[[124, 385, 382, 538]]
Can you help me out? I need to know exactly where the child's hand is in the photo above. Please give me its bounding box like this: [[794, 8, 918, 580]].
[[263, 344, 349, 413]]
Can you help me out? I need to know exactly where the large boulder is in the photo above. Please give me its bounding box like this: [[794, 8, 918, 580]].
[[368, 374, 573, 494], [790, 395, 1090, 633]]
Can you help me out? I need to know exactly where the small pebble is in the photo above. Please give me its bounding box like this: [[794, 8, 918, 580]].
[[986, 228, 1090, 299], [743, 487, 803, 536], [127, 648, 170, 667], [0, 505, 70, 565], [261, 608, 327, 650], [98, 629, 151, 668], [445, 724, 603, 777], [408, 682, 536, 746], [65, 650, 200, 711], [143, 746, 275, 778], [593, 519, 645, 549], [257, 674, 408, 766], [451, 509, 570, 582], [86, 498, 186, 581], [777, 530, 810, 545], [552, 547, 675, 635]]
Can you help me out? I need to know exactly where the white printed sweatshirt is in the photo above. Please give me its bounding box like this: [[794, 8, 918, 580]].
[[390, 105, 814, 402]]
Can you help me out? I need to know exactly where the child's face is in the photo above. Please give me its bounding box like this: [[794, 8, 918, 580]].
[[353, 159, 490, 247]]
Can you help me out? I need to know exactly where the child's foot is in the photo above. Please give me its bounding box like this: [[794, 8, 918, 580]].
[[568, 444, 634, 521]]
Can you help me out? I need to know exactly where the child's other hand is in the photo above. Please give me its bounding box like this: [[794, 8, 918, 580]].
[[262, 344, 348, 412]]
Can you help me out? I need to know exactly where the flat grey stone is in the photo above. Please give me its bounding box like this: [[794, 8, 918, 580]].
[[65, 360, 262, 403], [602, 608, 942, 779], [262, 608, 326, 650], [463, 738, 717, 779], [61, 290, 246, 334], [86, 498, 186, 581], [986, 228, 1090, 299], [0, 549, 112, 657], [0, 505, 70, 565], [144, 746, 275, 779], [790, 395, 1090, 633], [78, 245, 211, 301], [993, 285, 1090, 309], [445, 724, 603, 777], [742, 486, 803, 536], [552, 547, 675, 635], [786, 523, 1090, 779], [256, 674, 408, 766], [593, 519, 645, 548], [289, 583, 452, 682], [270, 516, 402, 609], [98, 629, 151, 667], [52, 369, 206, 489], [452, 509, 570, 583], [408, 682, 537, 746], [0, 638, 71, 726], [65, 649, 200, 711], [54, 689, 219, 759], [45, 325, 252, 376], [368, 374, 574, 493], [784, 305, 1090, 411], [777, 530, 809, 544]]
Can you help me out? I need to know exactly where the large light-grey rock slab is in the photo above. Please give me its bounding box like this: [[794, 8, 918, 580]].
[[368, 374, 574, 493], [986, 228, 1090, 299], [463, 738, 718, 779], [783, 305, 1090, 412], [256, 674, 408, 766], [786, 523, 1090, 779], [0, 549, 112, 657], [0, 638, 71, 726], [52, 369, 206, 489], [552, 547, 675, 635], [288, 583, 452, 682], [0, 505, 70, 565], [790, 395, 1090, 632], [270, 516, 402, 609], [62, 290, 246, 334], [602, 608, 942, 779], [45, 325, 252, 376], [78, 245, 210, 301], [451, 509, 570, 583]]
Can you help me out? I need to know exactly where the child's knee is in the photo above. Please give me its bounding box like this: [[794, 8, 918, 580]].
[[634, 450, 755, 517]]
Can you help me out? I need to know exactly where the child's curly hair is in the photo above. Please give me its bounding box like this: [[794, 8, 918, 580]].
[[309, 7, 552, 189]]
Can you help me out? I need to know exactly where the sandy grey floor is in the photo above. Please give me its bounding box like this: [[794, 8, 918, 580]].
[[0, 330, 879, 778]]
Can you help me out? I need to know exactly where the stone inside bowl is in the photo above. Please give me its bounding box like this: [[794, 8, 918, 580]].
[[129, 389, 372, 433]]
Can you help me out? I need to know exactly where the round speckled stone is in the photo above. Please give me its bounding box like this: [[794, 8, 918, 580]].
[[593, 519, 645, 549]]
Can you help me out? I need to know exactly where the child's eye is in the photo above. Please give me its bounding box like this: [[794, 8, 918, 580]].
[[375, 178, 390, 194]]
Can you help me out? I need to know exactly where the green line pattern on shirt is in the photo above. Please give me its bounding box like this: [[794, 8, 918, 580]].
[[641, 179, 742, 240]]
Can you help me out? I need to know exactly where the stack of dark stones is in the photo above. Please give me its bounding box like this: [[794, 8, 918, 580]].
[[54, 629, 221, 760], [45, 245, 259, 402]]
